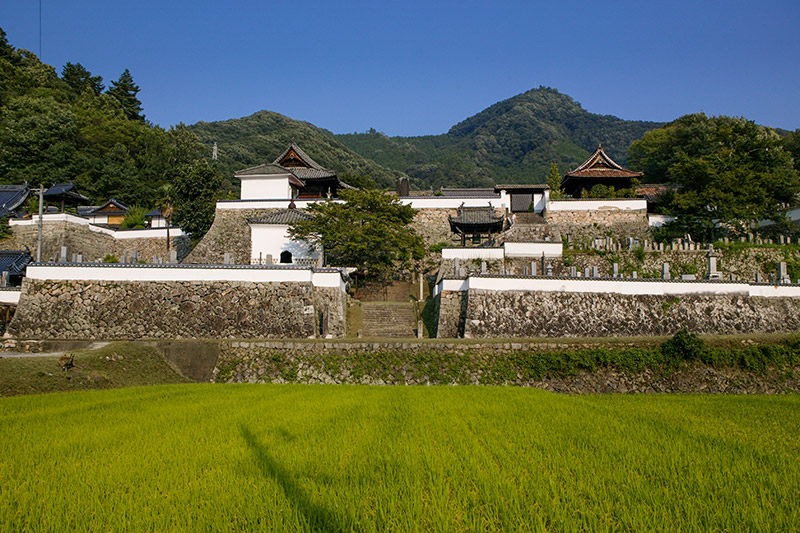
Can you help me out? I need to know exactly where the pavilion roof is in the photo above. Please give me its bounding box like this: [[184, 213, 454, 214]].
[[563, 145, 643, 180]]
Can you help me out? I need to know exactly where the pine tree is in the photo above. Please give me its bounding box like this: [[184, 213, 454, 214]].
[[61, 62, 104, 95], [107, 69, 144, 121]]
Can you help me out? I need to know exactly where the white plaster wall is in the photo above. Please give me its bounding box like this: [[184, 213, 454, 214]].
[[149, 216, 167, 228], [648, 214, 676, 227], [532, 193, 546, 212], [435, 275, 800, 299], [25, 264, 346, 289], [441, 248, 505, 260], [0, 290, 21, 305], [503, 242, 562, 258], [547, 199, 647, 211], [217, 199, 340, 210], [239, 175, 292, 200], [400, 197, 509, 210], [250, 224, 320, 264], [10, 214, 184, 238], [88, 215, 109, 224]]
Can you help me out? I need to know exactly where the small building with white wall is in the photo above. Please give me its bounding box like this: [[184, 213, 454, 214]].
[[248, 207, 321, 265]]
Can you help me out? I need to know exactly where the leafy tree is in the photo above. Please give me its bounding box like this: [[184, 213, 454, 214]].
[[546, 163, 565, 199], [628, 114, 799, 237], [288, 189, 425, 283], [107, 69, 144, 121], [172, 160, 223, 238], [782, 129, 800, 173], [61, 62, 103, 95]]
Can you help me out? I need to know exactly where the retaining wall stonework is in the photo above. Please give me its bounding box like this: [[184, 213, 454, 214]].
[[454, 289, 800, 338], [1, 220, 189, 262], [183, 208, 288, 264], [545, 208, 648, 241], [8, 278, 345, 339]]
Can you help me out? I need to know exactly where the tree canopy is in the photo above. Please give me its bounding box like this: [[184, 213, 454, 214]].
[[0, 28, 220, 210], [288, 189, 424, 282], [628, 114, 799, 237], [172, 160, 223, 238]]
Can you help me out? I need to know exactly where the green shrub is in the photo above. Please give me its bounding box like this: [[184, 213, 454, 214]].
[[662, 329, 705, 365], [102, 254, 119, 263], [121, 207, 149, 229]]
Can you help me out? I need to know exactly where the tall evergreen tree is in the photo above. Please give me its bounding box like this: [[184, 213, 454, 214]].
[[107, 69, 144, 121], [546, 163, 565, 199], [61, 62, 104, 95]]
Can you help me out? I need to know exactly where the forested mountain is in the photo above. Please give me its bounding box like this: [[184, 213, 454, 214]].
[[335, 87, 663, 189], [188, 112, 404, 191], [0, 28, 207, 208]]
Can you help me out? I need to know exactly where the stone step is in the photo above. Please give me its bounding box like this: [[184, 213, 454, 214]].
[[360, 302, 417, 338]]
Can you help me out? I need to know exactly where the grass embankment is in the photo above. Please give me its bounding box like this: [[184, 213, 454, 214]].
[[1, 385, 798, 531], [0, 342, 189, 396]]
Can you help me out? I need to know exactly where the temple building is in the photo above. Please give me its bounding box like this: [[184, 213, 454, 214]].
[[235, 142, 355, 200], [561, 145, 643, 198]]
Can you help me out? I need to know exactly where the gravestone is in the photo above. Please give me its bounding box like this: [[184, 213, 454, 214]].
[[570, 266, 577, 277], [592, 266, 599, 278], [632, 271, 638, 279], [481, 261, 487, 274], [612, 263, 619, 278], [59, 246, 68, 263], [707, 248, 721, 279], [779, 262, 790, 284], [584, 267, 590, 278], [662, 263, 671, 280]]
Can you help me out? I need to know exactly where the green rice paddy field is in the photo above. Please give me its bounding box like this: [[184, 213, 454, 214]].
[[1, 385, 798, 531]]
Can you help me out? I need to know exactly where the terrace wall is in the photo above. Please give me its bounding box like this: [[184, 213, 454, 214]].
[[8, 264, 347, 340], [4, 215, 188, 262], [435, 276, 800, 338]]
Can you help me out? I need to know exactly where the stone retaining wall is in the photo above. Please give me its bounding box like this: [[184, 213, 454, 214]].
[[449, 289, 800, 338], [546, 208, 648, 241], [8, 278, 345, 339], [2, 220, 189, 263], [183, 208, 280, 264]]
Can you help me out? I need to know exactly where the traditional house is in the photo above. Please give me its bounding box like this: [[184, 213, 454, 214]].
[[235, 142, 355, 201], [145, 208, 168, 228], [561, 145, 643, 198], [247, 205, 320, 265], [78, 199, 129, 226]]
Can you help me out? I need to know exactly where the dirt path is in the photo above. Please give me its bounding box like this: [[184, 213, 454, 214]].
[[0, 342, 110, 358]]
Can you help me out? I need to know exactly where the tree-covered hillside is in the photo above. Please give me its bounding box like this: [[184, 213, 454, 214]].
[[0, 28, 207, 208], [336, 87, 663, 189], [188, 112, 405, 192]]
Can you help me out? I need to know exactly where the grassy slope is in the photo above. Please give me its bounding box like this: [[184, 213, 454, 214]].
[[0, 342, 189, 396], [1, 384, 798, 531]]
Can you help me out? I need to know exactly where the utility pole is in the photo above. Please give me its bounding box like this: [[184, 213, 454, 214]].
[[36, 186, 43, 262]]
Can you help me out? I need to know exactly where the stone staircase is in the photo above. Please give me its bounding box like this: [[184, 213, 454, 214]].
[[359, 302, 418, 338]]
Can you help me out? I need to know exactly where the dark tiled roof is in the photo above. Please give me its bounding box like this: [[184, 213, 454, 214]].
[[494, 184, 549, 192], [43, 182, 90, 205], [273, 142, 327, 170], [85, 198, 128, 216], [564, 145, 643, 180], [247, 209, 314, 225], [441, 188, 500, 198], [0, 184, 30, 218], [0, 250, 32, 276], [235, 163, 293, 176], [449, 206, 504, 233], [146, 208, 162, 217], [288, 167, 337, 180]]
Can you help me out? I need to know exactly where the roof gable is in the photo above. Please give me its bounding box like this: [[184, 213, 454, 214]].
[[89, 198, 129, 215], [273, 142, 327, 171], [565, 145, 643, 179]]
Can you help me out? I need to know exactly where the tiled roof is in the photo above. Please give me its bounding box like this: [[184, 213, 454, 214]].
[[288, 167, 337, 180], [441, 188, 500, 198], [247, 209, 314, 225], [0, 250, 32, 276], [564, 145, 643, 180], [86, 198, 128, 215], [494, 184, 550, 192], [449, 207, 504, 225], [43, 182, 90, 205], [235, 163, 293, 176], [273, 142, 327, 170], [0, 184, 30, 218]]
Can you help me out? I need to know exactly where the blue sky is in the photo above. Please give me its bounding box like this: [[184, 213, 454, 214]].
[[2, 0, 798, 136]]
